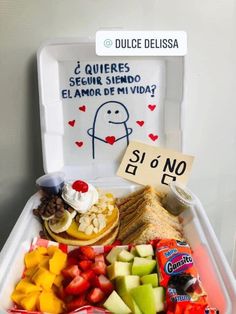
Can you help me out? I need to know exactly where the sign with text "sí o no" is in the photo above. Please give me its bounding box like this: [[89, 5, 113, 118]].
[[117, 141, 194, 191]]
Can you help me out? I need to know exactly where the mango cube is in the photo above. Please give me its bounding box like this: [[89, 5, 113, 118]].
[[11, 290, 25, 304], [39, 291, 64, 314], [49, 250, 67, 275], [32, 267, 56, 290], [20, 291, 40, 311], [24, 250, 45, 269], [15, 278, 41, 294], [47, 246, 60, 256], [54, 274, 64, 288], [36, 246, 48, 255], [39, 255, 50, 268], [24, 266, 38, 279]]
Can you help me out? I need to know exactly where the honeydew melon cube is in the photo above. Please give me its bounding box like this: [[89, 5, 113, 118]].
[[122, 293, 142, 314], [103, 290, 131, 314], [145, 255, 153, 260], [130, 284, 156, 314], [118, 250, 134, 262], [153, 287, 165, 312], [135, 244, 154, 257], [132, 257, 156, 276], [140, 273, 158, 287], [116, 275, 140, 296], [106, 247, 126, 264], [107, 261, 131, 280]]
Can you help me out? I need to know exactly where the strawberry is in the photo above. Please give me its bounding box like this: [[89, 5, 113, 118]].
[[92, 261, 106, 275], [68, 248, 89, 261], [65, 275, 90, 295], [78, 260, 93, 271], [81, 270, 96, 282], [87, 287, 105, 304], [79, 246, 96, 260], [97, 275, 114, 295], [67, 295, 88, 311], [67, 257, 79, 266], [72, 180, 89, 193], [95, 253, 105, 263], [62, 265, 80, 278]]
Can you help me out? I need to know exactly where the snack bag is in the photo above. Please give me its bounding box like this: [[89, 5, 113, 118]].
[[156, 239, 210, 314]]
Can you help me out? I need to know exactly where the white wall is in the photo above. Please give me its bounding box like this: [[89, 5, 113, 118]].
[[0, 0, 235, 266]]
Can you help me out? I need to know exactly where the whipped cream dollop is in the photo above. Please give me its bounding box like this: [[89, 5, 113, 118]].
[[62, 181, 99, 214]]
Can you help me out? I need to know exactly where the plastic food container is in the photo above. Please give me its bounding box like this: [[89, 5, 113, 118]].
[[0, 39, 235, 313], [162, 182, 196, 216], [36, 172, 65, 195]]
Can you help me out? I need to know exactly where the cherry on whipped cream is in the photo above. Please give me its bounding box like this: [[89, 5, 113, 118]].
[[72, 180, 89, 193]]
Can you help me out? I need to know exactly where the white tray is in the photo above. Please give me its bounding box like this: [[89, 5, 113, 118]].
[[0, 183, 235, 313], [37, 38, 184, 179]]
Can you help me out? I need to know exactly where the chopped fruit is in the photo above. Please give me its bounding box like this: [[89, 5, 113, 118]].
[[39, 290, 64, 314], [36, 247, 48, 255], [130, 284, 156, 314], [122, 293, 142, 314], [62, 265, 80, 278], [48, 210, 72, 234], [32, 267, 56, 290], [135, 244, 154, 257], [106, 247, 125, 264], [78, 260, 93, 271], [97, 275, 114, 294], [118, 250, 134, 262], [116, 276, 140, 296], [87, 287, 105, 304], [54, 274, 64, 287], [103, 290, 131, 314], [79, 246, 96, 260], [153, 287, 165, 312], [15, 278, 41, 294], [47, 246, 60, 257], [19, 291, 40, 311], [11, 290, 25, 304], [24, 250, 45, 269], [131, 257, 156, 277], [49, 249, 67, 274], [92, 261, 107, 275], [81, 270, 96, 282], [95, 253, 105, 263], [107, 261, 131, 280], [67, 295, 88, 312], [68, 248, 88, 261], [140, 273, 158, 287], [72, 180, 89, 193], [65, 275, 90, 295], [67, 257, 79, 266]]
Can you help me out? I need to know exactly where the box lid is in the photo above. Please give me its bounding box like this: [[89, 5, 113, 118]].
[[37, 38, 184, 181]]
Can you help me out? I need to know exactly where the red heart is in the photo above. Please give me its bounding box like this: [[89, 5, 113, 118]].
[[136, 120, 144, 127], [68, 120, 75, 127], [105, 136, 116, 145], [75, 141, 83, 147], [148, 133, 159, 141], [148, 104, 156, 111], [79, 105, 86, 112]]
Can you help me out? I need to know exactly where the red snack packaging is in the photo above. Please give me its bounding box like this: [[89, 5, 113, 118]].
[[156, 239, 213, 314]]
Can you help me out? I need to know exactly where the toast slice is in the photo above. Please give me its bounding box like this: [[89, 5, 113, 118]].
[[116, 185, 184, 244], [122, 223, 184, 245]]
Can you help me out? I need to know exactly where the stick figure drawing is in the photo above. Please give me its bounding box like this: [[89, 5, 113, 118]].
[[87, 101, 133, 159]]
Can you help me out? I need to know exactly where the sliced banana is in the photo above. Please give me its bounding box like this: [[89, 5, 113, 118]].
[[70, 210, 77, 219], [41, 214, 55, 221], [48, 210, 72, 234]]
